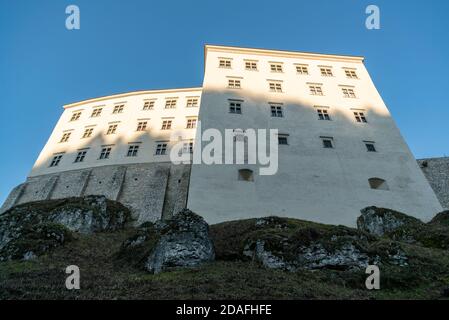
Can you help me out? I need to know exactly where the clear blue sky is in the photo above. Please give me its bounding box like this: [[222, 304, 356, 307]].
[[1, 0, 448, 204]]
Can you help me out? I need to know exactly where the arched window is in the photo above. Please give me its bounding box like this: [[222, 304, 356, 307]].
[[238, 169, 254, 182], [368, 178, 389, 190]]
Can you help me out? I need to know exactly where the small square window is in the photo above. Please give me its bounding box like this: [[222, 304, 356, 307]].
[[354, 112, 367, 123], [296, 65, 309, 75], [60, 132, 71, 143], [365, 142, 376, 152], [270, 64, 283, 72], [342, 88, 356, 98], [143, 101, 155, 110], [70, 111, 82, 121], [136, 121, 148, 131], [228, 79, 241, 89], [270, 105, 283, 117], [155, 143, 168, 155], [99, 147, 112, 159], [186, 98, 199, 107], [50, 154, 63, 167], [322, 137, 334, 148], [74, 151, 87, 163], [278, 135, 288, 145], [113, 105, 124, 114], [161, 120, 172, 130], [269, 82, 282, 92], [127, 145, 139, 157], [309, 85, 323, 96], [320, 68, 333, 77], [317, 109, 331, 120], [82, 128, 94, 138], [91, 108, 102, 117], [219, 59, 232, 68], [165, 99, 177, 109], [186, 118, 197, 129], [229, 101, 242, 114], [106, 124, 118, 135], [345, 70, 358, 79], [245, 61, 258, 70]]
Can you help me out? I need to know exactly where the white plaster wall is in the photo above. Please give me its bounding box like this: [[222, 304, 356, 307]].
[[29, 88, 201, 177], [188, 46, 442, 226]]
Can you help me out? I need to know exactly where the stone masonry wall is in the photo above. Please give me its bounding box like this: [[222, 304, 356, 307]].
[[417, 157, 449, 210], [0, 162, 191, 224]]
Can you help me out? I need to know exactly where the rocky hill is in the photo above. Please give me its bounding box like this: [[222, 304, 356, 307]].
[[0, 196, 448, 299]]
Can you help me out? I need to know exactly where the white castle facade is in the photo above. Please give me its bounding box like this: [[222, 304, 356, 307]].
[[1, 45, 443, 226]]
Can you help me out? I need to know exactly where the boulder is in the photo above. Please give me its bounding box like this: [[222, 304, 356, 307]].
[[118, 209, 215, 274], [0, 196, 132, 261]]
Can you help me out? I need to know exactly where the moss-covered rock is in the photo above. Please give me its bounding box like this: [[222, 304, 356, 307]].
[[0, 196, 133, 261]]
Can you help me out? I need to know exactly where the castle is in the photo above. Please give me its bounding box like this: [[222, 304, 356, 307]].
[[1, 45, 446, 226]]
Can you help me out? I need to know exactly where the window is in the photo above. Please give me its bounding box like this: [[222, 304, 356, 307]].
[[238, 169, 254, 182], [183, 141, 193, 154], [219, 59, 231, 68], [136, 121, 148, 131], [229, 101, 242, 114], [143, 100, 155, 110], [296, 65, 309, 75], [345, 69, 358, 79], [91, 108, 102, 117], [113, 104, 124, 114], [270, 104, 283, 117], [50, 154, 63, 167], [106, 124, 118, 135], [309, 85, 323, 95], [186, 98, 199, 107], [82, 128, 94, 138], [59, 132, 71, 143], [278, 135, 289, 145], [354, 111, 367, 123], [245, 61, 257, 70], [127, 145, 139, 157], [155, 143, 167, 155], [321, 137, 334, 148], [74, 150, 87, 163], [317, 109, 331, 120], [70, 112, 82, 121], [269, 82, 282, 92], [186, 118, 197, 129], [161, 120, 172, 130], [368, 178, 389, 190], [320, 68, 333, 77], [228, 79, 241, 89], [342, 87, 356, 98], [365, 141, 376, 152], [165, 99, 177, 109], [99, 147, 112, 159], [270, 63, 283, 72]]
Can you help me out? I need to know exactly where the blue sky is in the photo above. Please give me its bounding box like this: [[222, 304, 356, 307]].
[[0, 0, 448, 204]]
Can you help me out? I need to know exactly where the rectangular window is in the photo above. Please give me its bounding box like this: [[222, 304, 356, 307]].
[[186, 118, 197, 129], [228, 79, 241, 89], [270, 64, 283, 73], [296, 65, 309, 75], [74, 150, 87, 163], [229, 101, 242, 114], [270, 104, 283, 117], [182, 141, 193, 154], [309, 85, 323, 95], [321, 137, 334, 148], [365, 141, 376, 152], [50, 154, 63, 167], [345, 70, 358, 79], [165, 99, 177, 109], [82, 128, 94, 138], [161, 120, 172, 130], [91, 108, 102, 117], [59, 132, 71, 143], [127, 145, 139, 157], [155, 143, 168, 155], [342, 88, 356, 98], [354, 111, 367, 123], [320, 68, 333, 77], [136, 121, 147, 131], [106, 124, 118, 135], [70, 111, 81, 121], [113, 105, 124, 114], [317, 109, 331, 120], [219, 59, 232, 68], [99, 147, 112, 159], [186, 98, 199, 107], [278, 135, 289, 145], [143, 100, 155, 110], [245, 61, 257, 70], [269, 82, 282, 92]]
